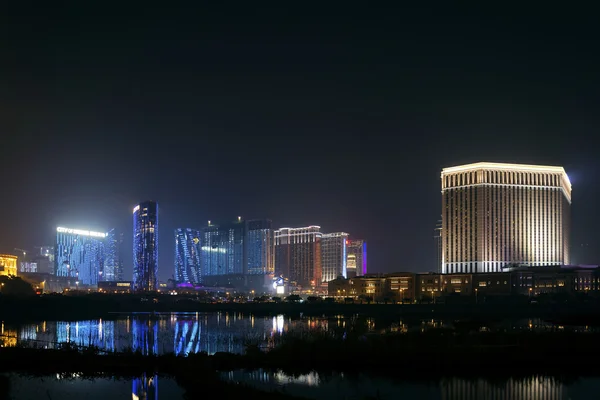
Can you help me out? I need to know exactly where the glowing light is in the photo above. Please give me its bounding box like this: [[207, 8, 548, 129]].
[[56, 227, 106, 238], [441, 162, 571, 191], [133, 205, 140, 213], [201, 246, 226, 253]]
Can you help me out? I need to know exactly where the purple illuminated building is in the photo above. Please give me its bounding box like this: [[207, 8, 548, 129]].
[[346, 239, 367, 278]]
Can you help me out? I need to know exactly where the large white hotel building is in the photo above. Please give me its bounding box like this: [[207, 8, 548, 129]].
[[441, 162, 571, 274]]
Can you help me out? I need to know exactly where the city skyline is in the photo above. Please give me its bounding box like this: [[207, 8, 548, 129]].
[[2, 4, 599, 280]]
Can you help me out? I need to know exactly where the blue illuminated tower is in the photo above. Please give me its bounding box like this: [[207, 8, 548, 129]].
[[174, 228, 202, 284], [133, 201, 159, 291]]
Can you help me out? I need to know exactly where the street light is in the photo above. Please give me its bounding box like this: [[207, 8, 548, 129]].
[[475, 288, 478, 304], [400, 288, 404, 304]]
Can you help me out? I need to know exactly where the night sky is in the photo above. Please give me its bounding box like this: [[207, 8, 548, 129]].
[[1, 4, 599, 280]]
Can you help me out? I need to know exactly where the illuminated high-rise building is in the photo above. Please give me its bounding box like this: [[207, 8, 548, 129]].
[[103, 229, 121, 282], [434, 219, 442, 273], [274, 226, 322, 287], [175, 228, 202, 284], [0, 254, 18, 277], [321, 232, 348, 282], [346, 239, 367, 277], [441, 162, 571, 274], [246, 219, 274, 275], [133, 201, 159, 291], [202, 218, 245, 277], [117, 232, 125, 281], [55, 227, 106, 285]]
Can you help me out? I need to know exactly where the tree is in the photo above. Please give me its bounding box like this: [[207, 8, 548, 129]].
[[358, 294, 373, 304], [285, 294, 301, 302], [0, 276, 35, 296]]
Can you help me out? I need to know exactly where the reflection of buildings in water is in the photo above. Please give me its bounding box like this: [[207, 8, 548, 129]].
[[131, 319, 159, 399], [55, 320, 116, 351], [441, 377, 565, 400], [174, 320, 200, 356], [132, 373, 158, 400], [223, 370, 321, 387], [132, 318, 158, 355], [0, 323, 17, 347]]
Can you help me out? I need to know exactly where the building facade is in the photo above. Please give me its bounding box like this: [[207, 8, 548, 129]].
[[441, 162, 571, 274], [434, 219, 442, 273], [202, 218, 245, 277], [274, 226, 322, 288], [103, 229, 121, 282], [321, 232, 348, 283], [246, 219, 274, 275], [346, 239, 367, 277], [55, 227, 106, 285], [174, 228, 202, 284], [0, 254, 18, 277], [133, 201, 159, 291]]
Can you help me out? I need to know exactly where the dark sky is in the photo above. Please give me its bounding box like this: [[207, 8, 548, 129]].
[[1, 3, 599, 280]]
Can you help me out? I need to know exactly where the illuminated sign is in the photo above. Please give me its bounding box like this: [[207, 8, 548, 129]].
[[193, 237, 200, 245], [56, 227, 106, 238], [272, 277, 284, 289], [276, 286, 285, 294], [116, 282, 131, 287]]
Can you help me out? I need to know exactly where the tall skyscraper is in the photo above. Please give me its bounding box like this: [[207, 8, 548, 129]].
[[274, 226, 322, 287], [55, 227, 106, 285], [321, 232, 348, 282], [246, 219, 274, 275], [175, 228, 202, 284], [441, 162, 571, 274], [103, 229, 120, 282], [202, 218, 245, 277], [346, 239, 367, 277], [133, 201, 159, 291], [117, 232, 125, 281], [434, 219, 442, 273]]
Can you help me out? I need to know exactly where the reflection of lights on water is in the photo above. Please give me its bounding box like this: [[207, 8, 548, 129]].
[[56, 372, 81, 380], [272, 315, 284, 334], [441, 376, 564, 398], [273, 370, 320, 387]]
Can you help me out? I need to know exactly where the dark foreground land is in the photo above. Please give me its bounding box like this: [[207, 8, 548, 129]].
[[3, 294, 600, 325]]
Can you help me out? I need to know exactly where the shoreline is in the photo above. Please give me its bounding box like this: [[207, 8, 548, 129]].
[[4, 295, 600, 324]]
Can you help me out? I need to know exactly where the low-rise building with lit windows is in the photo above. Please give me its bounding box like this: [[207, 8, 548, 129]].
[[0, 254, 18, 277], [98, 281, 133, 293], [386, 273, 416, 302], [440, 274, 472, 295]]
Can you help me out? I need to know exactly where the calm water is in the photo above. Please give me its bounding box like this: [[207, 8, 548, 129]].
[[0, 313, 598, 399], [0, 312, 590, 355], [4, 372, 600, 400]]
